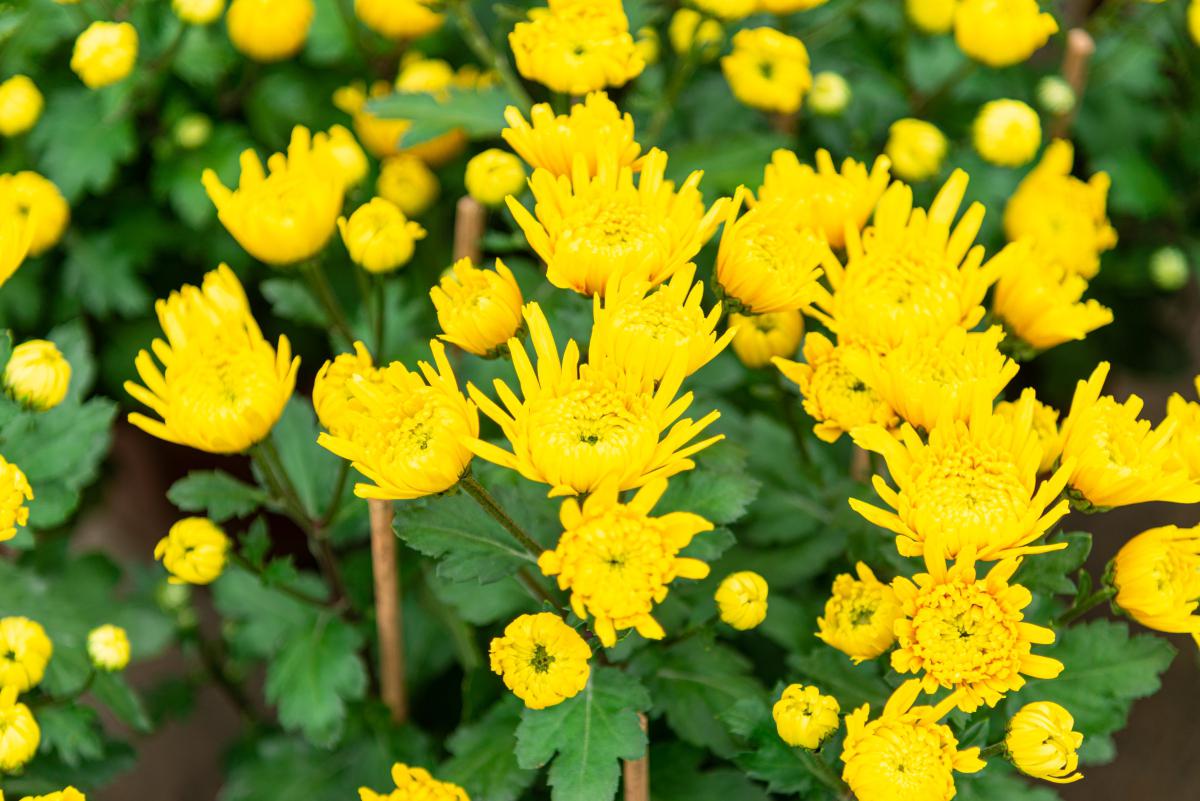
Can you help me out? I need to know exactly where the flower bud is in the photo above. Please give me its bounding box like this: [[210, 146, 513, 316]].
[[1149, 246, 1189, 291], [4, 339, 71, 410], [973, 99, 1042, 168], [87, 624, 131, 671], [0, 686, 39, 772], [71, 21, 139, 89], [1005, 701, 1083, 783], [0, 75, 43, 136], [0, 617, 53, 692], [808, 71, 851, 116], [1036, 76, 1076, 115], [431, 258, 525, 357], [226, 0, 314, 62], [729, 311, 804, 369], [338, 197, 427, 274], [772, 684, 840, 749], [174, 112, 213, 149], [465, 149, 527, 207], [885, 118, 946, 181], [377, 154, 439, 217], [905, 0, 956, 33], [669, 9, 723, 61], [155, 518, 229, 585], [715, 570, 769, 629], [323, 124, 369, 187], [172, 0, 226, 24]]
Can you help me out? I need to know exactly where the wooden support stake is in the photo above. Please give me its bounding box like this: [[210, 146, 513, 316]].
[[1051, 28, 1096, 139], [369, 498, 407, 724], [453, 196, 487, 264], [622, 712, 650, 801]]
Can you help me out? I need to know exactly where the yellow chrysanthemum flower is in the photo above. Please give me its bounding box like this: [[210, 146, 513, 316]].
[[508, 149, 726, 297], [1057, 362, 1200, 509], [4, 339, 70, 411], [773, 684, 840, 749], [729, 310, 803, 369], [0, 171, 70, 256], [338, 197, 426, 274], [992, 242, 1113, 352], [668, 9, 724, 60], [318, 342, 477, 500], [0, 617, 52, 692], [812, 170, 1000, 352], [360, 764, 469, 801], [467, 303, 722, 498], [1191, 0, 1200, 45], [721, 27, 812, 115], [773, 332, 896, 443], [0, 457, 33, 543], [995, 387, 1061, 474], [226, 0, 314, 62], [354, 0, 442, 40], [692, 0, 756, 19], [757, 149, 891, 250], [1006, 701, 1084, 784], [540, 479, 711, 646], [333, 82, 409, 160], [431, 258, 525, 358], [15, 788, 86, 801], [714, 192, 828, 314], [71, 21, 138, 89], [760, 0, 830, 12], [884, 118, 946, 181], [203, 126, 344, 267], [591, 263, 735, 381], [502, 92, 642, 178], [1004, 139, 1116, 279], [906, 0, 956, 33], [323, 124, 368, 187], [1113, 524, 1200, 645], [954, 0, 1058, 67], [841, 680, 985, 801], [509, 0, 645, 95], [1166, 379, 1200, 481], [0, 685, 39, 773], [125, 265, 298, 454], [715, 570, 769, 630], [635, 25, 660, 65], [311, 341, 383, 439], [377, 154, 439, 217], [973, 99, 1042, 167], [850, 398, 1072, 561], [0, 212, 32, 288], [892, 546, 1063, 711], [489, 612, 591, 710], [87, 624, 131, 672], [817, 562, 901, 663], [155, 517, 229, 585], [465, 149, 527, 207], [0, 75, 43, 136], [173, 0, 226, 25]]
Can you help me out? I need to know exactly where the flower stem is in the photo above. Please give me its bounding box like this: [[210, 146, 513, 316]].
[[458, 472, 544, 557], [449, 0, 533, 109], [797, 748, 852, 800], [775, 371, 811, 468], [302, 260, 357, 346], [979, 741, 1008, 759], [369, 498, 408, 723], [1055, 586, 1116, 626], [228, 550, 334, 610]]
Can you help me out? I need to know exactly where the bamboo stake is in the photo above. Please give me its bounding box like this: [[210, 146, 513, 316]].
[[1051, 28, 1096, 139], [622, 712, 650, 801], [369, 498, 407, 723], [453, 196, 487, 264]]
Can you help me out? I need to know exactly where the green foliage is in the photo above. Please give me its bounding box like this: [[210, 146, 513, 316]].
[[442, 698, 539, 801], [723, 695, 816, 794], [167, 470, 268, 523], [368, 86, 516, 147], [29, 88, 138, 201]]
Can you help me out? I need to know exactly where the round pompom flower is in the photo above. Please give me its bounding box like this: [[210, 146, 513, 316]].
[[0, 685, 39, 773], [71, 21, 138, 89], [0, 456, 33, 543], [156, 518, 230, 585], [973, 99, 1041, 167], [465, 149, 527, 207], [0, 75, 43, 136], [715, 571, 769, 630], [431, 258, 524, 358], [884, 118, 946, 181], [509, 0, 644, 95], [692, 0, 756, 19], [377, 154, 439, 217], [721, 27, 812, 115], [1005, 701, 1084, 784], [489, 613, 591, 709], [0, 171, 70, 256], [773, 684, 840, 749], [338, 197, 426, 274], [729, 311, 803, 370], [4, 339, 70, 410], [360, 763, 469, 801], [226, 0, 314, 62], [19, 788, 87, 801], [322, 124, 369, 187], [502, 92, 642, 178], [906, 0, 956, 33], [173, 0, 225, 24], [0, 617, 53, 692], [87, 625, 131, 672], [954, 0, 1058, 68], [817, 562, 901, 662], [312, 341, 384, 439], [353, 0, 443, 40], [1112, 524, 1200, 645]]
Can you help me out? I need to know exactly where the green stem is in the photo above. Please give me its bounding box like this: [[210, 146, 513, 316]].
[[372, 273, 386, 361], [797, 748, 852, 800], [517, 566, 558, 607], [648, 38, 703, 143], [979, 742, 1008, 759], [449, 0, 533, 109], [192, 629, 257, 722], [317, 459, 352, 529], [30, 670, 95, 709], [458, 472, 544, 557], [302, 260, 356, 346], [229, 550, 334, 610], [774, 372, 811, 468], [1055, 586, 1116, 626]]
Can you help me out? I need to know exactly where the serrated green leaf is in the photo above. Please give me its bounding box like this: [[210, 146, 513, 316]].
[[45, 319, 96, 404], [722, 696, 816, 794], [91, 670, 153, 733], [657, 441, 761, 526], [37, 704, 104, 767], [61, 231, 153, 320], [29, 88, 137, 201], [1014, 532, 1092, 597], [266, 398, 343, 518], [168, 470, 267, 523], [367, 86, 515, 147], [786, 647, 890, 712], [260, 277, 328, 327], [648, 742, 771, 801], [212, 566, 328, 660], [442, 698, 538, 801]]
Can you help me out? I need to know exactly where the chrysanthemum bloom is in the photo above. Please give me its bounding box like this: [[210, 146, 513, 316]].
[[721, 28, 812, 115], [502, 93, 642, 178], [844, 326, 1018, 433], [760, 0, 830, 11], [973, 99, 1041, 167], [125, 265, 298, 453], [203, 126, 344, 267], [668, 9, 724, 60], [0, 212, 32, 288], [87, 624, 131, 672], [692, 0, 756, 19], [817, 562, 901, 662], [0, 171, 70, 256], [354, 0, 442, 40], [377, 154, 439, 217], [540, 479, 711, 645], [71, 21, 138, 88], [465, 149, 527, 207], [1004, 140, 1116, 279], [4, 339, 70, 411], [0, 617, 52, 692], [173, 0, 225, 24], [992, 243, 1113, 352], [808, 71, 851, 116], [467, 303, 722, 497], [0, 457, 32, 543], [1057, 362, 1200, 509], [1112, 524, 1200, 645], [906, 0, 956, 33], [729, 311, 803, 369], [0, 685, 39, 772], [508, 149, 726, 296], [772, 684, 840, 749], [431, 258, 524, 358], [17, 787, 87, 801], [509, 0, 644, 95], [1191, 0, 1200, 46], [841, 680, 985, 801], [715, 570, 769, 630], [359, 763, 469, 801], [0, 76, 42, 136], [1166, 379, 1200, 481], [757, 149, 891, 250], [319, 342, 478, 500], [489, 612, 591, 709], [995, 387, 1061, 474], [323, 125, 368, 187], [714, 192, 827, 314], [338, 198, 426, 274], [591, 263, 734, 381], [226, 0, 314, 62], [850, 398, 1072, 561], [312, 342, 384, 439], [811, 171, 1000, 352], [155, 518, 229, 585], [1005, 702, 1084, 784], [884, 118, 946, 181], [891, 546, 1063, 711], [773, 332, 896, 443], [955, 0, 1057, 67]]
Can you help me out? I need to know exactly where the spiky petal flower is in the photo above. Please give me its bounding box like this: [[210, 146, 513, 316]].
[[1006, 702, 1084, 784], [816, 562, 901, 662], [502, 92, 642, 178], [995, 387, 1061, 474], [489, 612, 591, 709], [1113, 524, 1200, 646], [509, 0, 644, 95], [311, 341, 384, 439]]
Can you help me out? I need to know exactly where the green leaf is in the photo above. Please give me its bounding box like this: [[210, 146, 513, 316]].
[[786, 647, 890, 712], [263, 615, 368, 747], [152, 124, 255, 228], [1013, 531, 1092, 597], [956, 763, 1062, 801], [30, 88, 137, 201], [367, 86, 516, 147], [172, 23, 240, 88], [91, 671, 153, 733], [648, 742, 771, 801], [212, 566, 326, 661], [657, 441, 761, 526], [516, 667, 651, 801], [260, 277, 328, 328], [61, 231, 154, 319], [45, 319, 97, 404], [722, 695, 815, 794], [442, 698, 538, 801], [167, 470, 267, 523], [37, 704, 105, 767], [266, 398, 343, 518], [665, 131, 790, 197]]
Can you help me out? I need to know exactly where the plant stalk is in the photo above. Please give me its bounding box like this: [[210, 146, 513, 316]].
[[369, 498, 409, 724]]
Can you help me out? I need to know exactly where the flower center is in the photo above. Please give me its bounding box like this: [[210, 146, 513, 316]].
[[908, 443, 1028, 551], [909, 582, 1022, 685], [530, 643, 555, 674], [611, 290, 699, 342], [563, 201, 663, 264]]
